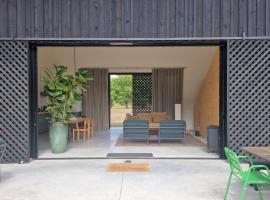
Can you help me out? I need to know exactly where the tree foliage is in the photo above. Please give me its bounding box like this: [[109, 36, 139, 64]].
[[42, 65, 92, 123], [110, 75, 132, 108]]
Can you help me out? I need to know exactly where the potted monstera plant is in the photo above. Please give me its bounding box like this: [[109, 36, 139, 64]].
[[42, 65, 91, 153]]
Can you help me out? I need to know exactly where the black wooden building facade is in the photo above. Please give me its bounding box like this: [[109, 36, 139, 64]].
[[0, 0, 270, 162], [1, 0, 270, 38]]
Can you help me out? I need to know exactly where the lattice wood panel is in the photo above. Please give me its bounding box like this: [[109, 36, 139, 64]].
[[0, 41, 30, 163], [132, 74, 152, 115], [228, 40, 270, 153]]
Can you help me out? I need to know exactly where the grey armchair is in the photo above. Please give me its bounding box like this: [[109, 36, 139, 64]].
[[159, 120, 186, 143], [123, 120, 149, 143]]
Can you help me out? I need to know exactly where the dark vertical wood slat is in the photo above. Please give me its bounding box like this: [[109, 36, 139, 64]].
[[133, 0, 140, 37], [211, 0, 221, 37], [220, 0, 230, 37], [230, 0, 239, 36], [247, 0, 256, 36], [122, 0, 131, 37], [90, 0, 105, 38], [147, 0, 152, 38], [130, 0, 135, 38], [80, 0, 89, 38], [157, 0, 167, 37], [25, 0, 35, 37], [115, 0, 122, 37], [202, 0, 211, 37], [89, 0, 96, 37], [239, 0, 248, 36], [70, 0, 80, 38], [61, 0, 71, 38], [90, 0, 98, 38], [150, 0, 158, 38], [184, 0, 188, 37], [8, 0, 17, 37], [256, 0, 266, 36], [52, 0, 61, 38], [184, 0, 194, 37], [34, 0, 44, 37], [44, 0, 52, 38], [105, 0, 113, 37], [0, 0, 8, 37], [139, 0, 147, 37], [175, 0, 185, 37], [16, 0, 26, 37], [186, 0, 194, 37], [167, 0, 176, 37], [194, 0, 203, 37], [99, 0, 105, 38], [140, 0, 150, 37], [266, 0, 270, 36]]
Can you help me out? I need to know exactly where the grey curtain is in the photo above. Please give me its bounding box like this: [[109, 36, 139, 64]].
[[82, 69, 109, 132], [152, 68, 184, 119]]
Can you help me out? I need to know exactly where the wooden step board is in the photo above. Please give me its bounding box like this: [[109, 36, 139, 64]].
[[107, 163, 150, 172]]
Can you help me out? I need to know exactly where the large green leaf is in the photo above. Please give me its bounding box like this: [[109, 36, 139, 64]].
[[47, 90, 63, 97], [56, 94, 66, 101], [47, 82, 56, 90], [42, 65, 91, 123], [55, 65, 68, 75]]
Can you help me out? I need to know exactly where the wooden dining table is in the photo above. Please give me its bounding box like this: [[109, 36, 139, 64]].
[[68, 117, 86, 125], [67, 117, 86, 142], [241, 147, 270, 162]]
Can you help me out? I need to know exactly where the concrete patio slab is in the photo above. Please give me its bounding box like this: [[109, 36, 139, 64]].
[[0, 159, 269, 200]]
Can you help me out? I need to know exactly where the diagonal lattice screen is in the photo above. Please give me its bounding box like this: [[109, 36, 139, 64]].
[[132, 73, 153, 115], [0, 41, 30, 163], [228, 40, 270, 153]]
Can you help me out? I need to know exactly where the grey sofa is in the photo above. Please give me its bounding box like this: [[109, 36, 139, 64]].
[[123, 120, 149, 143], [159, 120, 186, 143]]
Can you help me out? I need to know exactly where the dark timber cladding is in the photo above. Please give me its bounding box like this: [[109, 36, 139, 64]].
[[0, 0, 270, 38]]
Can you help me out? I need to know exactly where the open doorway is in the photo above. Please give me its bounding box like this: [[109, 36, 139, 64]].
[[109, 74, 132, 128], [32, 43, 226, 159]]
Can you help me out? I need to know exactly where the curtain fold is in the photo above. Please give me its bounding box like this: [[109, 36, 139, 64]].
[[152, 68, 184, 119], [82, 69, 109, 132]]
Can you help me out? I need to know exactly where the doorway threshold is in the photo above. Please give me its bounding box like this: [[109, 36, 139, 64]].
[[36, 157, 220, 160]]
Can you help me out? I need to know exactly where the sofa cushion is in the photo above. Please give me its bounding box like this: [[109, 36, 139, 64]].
[[137, 113, 153, 123], [126, 113, 139, 120], [151, 112, 169, 123]]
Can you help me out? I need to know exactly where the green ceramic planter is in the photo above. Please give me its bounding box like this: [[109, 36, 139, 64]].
[[49, 122, 68, 154]]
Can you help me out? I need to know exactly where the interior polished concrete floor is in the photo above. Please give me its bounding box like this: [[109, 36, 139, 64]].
[[1, 159, 269, 200], [38, 128, 218, 159]]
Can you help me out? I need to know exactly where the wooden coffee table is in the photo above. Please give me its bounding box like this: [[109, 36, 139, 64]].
[[149, 123, 160, 135]]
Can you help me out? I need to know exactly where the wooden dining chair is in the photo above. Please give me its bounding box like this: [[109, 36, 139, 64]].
[[89, 118, 94, 137], [73, 118, 92, 142]]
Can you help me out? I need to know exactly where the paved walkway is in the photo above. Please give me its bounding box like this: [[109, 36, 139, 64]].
[[1, 159, 269, 200]]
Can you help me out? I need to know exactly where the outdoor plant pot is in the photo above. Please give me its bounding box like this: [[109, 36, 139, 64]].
[[49, 122, 68, 154]]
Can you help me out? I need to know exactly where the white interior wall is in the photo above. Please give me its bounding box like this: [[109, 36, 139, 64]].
[[38, 46, 218, 129]]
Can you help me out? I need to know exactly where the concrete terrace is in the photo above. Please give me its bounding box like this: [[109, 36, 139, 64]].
[[1, 159, 269, 200]]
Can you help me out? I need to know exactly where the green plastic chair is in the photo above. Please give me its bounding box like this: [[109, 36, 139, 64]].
[[224, 147, 270, 200]]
